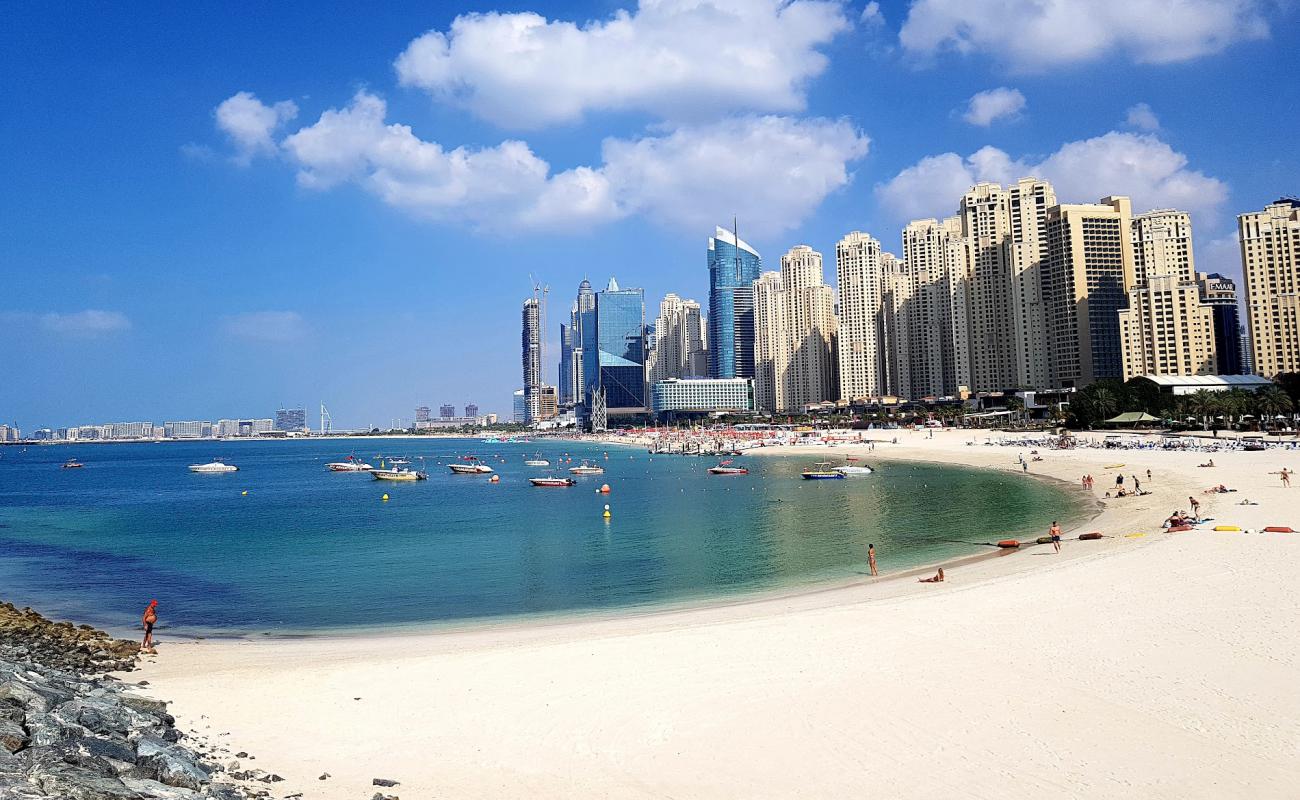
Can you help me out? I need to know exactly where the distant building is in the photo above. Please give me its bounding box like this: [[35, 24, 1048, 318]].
[[512, 389, 526, 423], [592, 278, 647, 426], [415, 406, 431, 424], [464, 403, 478, 418], [752, 245, 838, 414], [439, 404, 455, 419], [1199, 273, 1244, 375], [1119, 274, 1216, 380], [0, 425, 18, 442], [649, 293, 707, 385], [165, 420, 208, 438], [536, 386, 558, 421], [651, 378, 754, 419], [522, 297, 542, 422], [708, 225, 762, 380], [1238, 198, 1300, 378], [275, 407, 306, 431]]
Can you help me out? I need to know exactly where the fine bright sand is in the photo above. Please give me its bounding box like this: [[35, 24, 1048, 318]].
[[133, 429, 1300, 799]]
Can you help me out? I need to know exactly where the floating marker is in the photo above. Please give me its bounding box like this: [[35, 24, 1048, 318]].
[[603, 503, 611, 519], [382, 493, 390, 502], [241, 490, 248, 496], [599, 483, 611, 494]]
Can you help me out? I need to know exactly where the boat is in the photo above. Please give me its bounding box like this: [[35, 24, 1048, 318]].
[[524, 453, 551, 467], [388, 457, 411, 465], [189, 460, 238, 473], [568, 460, 605, 475], [327, 455, 374, 472], [833, 463, 873, 476], [800, 462, 844, 480], [529, 476, 577, 487], [61, 459, 84, 469], [372, 467, 428, 481], [708, 459, 748, 475], [449, 456, 493, 474]]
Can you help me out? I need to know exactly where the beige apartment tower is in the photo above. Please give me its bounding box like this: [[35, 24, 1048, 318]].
[[1043, 197, 1137, 388], [1118, 274, 1217, 380], [648, 293, 706, 385], [752, 246, 839, 414], [1239, 199, 1300, 378], [1132, 209, 1195, 283], [835, 232, 888, 401]]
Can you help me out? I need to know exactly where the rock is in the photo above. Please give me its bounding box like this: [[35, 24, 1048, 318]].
[[121, 776, 202, 798], [136, 737, 210, 791], [373, 777, 400, 787], [121, 695, 169, 719], [0, 717, 27, 753], [318, 772, 330, 780], [371, 794, 399, 800]]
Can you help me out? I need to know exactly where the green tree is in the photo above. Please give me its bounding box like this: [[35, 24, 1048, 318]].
[[1254, 386, 1295, 430]]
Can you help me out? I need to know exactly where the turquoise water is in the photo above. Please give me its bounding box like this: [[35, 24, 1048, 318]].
[[0, 439, 1090, 634]]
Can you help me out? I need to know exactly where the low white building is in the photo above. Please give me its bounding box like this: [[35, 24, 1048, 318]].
[[651, 378, 754, 417]]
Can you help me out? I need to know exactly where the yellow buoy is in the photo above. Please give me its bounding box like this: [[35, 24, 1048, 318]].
[[382, 493, 390, 502], [603, 504, 611, 519], [1213, 525, 1240, 531], [241, 490, 248, 496]]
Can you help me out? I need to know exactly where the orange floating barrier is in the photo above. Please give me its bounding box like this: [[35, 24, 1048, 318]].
[[1263, 526, 1295, 533], [1078, 532, 1103, 541], [996, 539, 1020, 548]]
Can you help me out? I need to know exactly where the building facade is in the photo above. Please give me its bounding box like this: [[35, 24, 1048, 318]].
[[835, 231, 889, 401], [583, 278, 647, 428], [275, 408, 305, 432], [648, 293, 707, 385], [1132, 209, 1195, 283], [651, 378, 754, 417], [1239, 199, 1300, 378], [521, 297, 542, 422], [1118, 274, 1217, 380], [752, 246, 838, 414], [707, 225, 762, 380]]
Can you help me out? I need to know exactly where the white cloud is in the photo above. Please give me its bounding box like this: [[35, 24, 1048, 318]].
[[875, 132, 1227, 225], [961, 87, 1026, 126], [38, 310, 132, 336], [860, 1, 884, 25], [1125, 102, 1160, 131], [899, 0, 1269, 70], [393, 0, 850, 128], [221, 311, 309, 344], [277, 91, 869, 234], [215, 91, 299, 165], [1199, 233, 1243, 277]]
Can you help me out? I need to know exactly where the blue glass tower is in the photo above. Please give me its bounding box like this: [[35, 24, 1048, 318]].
[[707, 225, 762, 379], [595, 277, 647, 410]]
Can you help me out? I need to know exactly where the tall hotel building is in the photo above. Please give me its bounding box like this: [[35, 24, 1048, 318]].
[[707, 226, 762, 380], [1043, 197, 1137, 388], [835, 231, 889, 400], [521, 297, 542, 422], [1239, 199, 1300, 377], [752, 246, 838, 413], [900, 217, 967, 398]]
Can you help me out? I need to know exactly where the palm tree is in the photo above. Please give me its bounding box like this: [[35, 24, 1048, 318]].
[[1254, 386, 1295, 431], [1090, 386, 1118, 423], [1187, 389, 1221, 430]]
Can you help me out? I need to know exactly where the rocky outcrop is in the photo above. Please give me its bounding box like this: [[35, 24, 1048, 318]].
[[0, 603, 265, 799]]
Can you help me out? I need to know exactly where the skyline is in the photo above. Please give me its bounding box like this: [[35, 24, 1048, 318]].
[[4, 1, 1300, 430]]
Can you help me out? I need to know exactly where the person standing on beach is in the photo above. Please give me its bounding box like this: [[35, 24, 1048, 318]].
[[1189, 496, 1201, 520], [1050, 521, 1062, 553], [141, 600, 157, 653], [1134, 476, 1141, 493], [1281, 468, 1292, 488], [1147, 469, 1152, 482], [868, 544, 878, 577], [1116, 474, 1124, 488]]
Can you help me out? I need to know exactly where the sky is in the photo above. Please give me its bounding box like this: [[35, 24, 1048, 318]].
[[2, 0, 1298, 430]]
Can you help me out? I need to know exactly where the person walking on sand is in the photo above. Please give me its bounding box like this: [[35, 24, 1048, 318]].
[[1050, 521, 1062, 553], [141, 599, 158, 653], [1281, 468, 1292, 488], [1189, 496, 1201, 520], [868, 543, 878, 577]]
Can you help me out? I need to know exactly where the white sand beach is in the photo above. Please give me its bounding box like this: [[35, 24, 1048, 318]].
[[135, 429, 1300, 799]]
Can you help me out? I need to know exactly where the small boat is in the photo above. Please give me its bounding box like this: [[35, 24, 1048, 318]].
[[834, 464, 873, 476], [388, 457, 411, 465], [449, 456, 493, 474], [524, 453, 551, 467], [708, 459, 748, 475], [568, 460, 605, 475], [372, 467, 428, 481], [327, 455, 374, 472], [189, 460, 238, 473], [801, 462, 844, 480], [61, 459, 84, 469], [529, 476, 577, 487]]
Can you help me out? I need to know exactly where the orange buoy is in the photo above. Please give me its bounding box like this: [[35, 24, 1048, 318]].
[[599, 483, 611, 494], [996, 539, 1020, 548], [1079, 532, 1103, 541], [1263, 526, 1295, 533], [489, 475, 500, 483]]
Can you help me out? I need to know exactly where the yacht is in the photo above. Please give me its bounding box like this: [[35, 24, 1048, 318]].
[[189, 460, 239, 473], [529, 476, 577, 487], [708, 460, 748, 475], [61, 459, 85, 469], [524, 453, 551, 467], [568, 460, 605, 475], [800, 462, 844, 480], [372, 466, 428, 481], [833, 463, 873, 476], [327, 455, 374, 472], [449, 456, 494, 474]]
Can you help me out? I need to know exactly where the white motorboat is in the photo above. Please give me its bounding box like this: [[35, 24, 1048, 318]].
[[189, 460, 238, 473], [529, 476, 576, 487], [568, 460, 605, 475], [449, 456, 493, 474], [372, 467, 427, 481], [834, 464, 873, 476], [524, 453, 551, 467], [800, 462, 843, 480], [327, 455, 374, 472]]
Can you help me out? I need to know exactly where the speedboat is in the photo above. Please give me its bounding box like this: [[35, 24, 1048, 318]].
[[529, 476, 576, 487], [524, 453, 551, 467], [568, 460, 605, 475], [327, 455, 374, 472], [189, 460, 238, 473], [61, 459, 84, 469], [372, 467, 427, 481], [388, 457, 410, 465], [449, 456, 493, 474], [708, 460, 748, 475], [834, 463, 873, 476], [801, 462, 844, 480]]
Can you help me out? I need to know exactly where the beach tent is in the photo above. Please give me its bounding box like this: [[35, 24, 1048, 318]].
[[1103, 411, 1161, 427]]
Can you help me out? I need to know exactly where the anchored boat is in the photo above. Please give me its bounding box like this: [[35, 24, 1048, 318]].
[[800, 462, 844, 480], [568, 460, 605, 475], [61, 459, 84, 469], [372, 467, 427, 481], [529, 476, 576, 487], [189, 460, 238, 473], [327, 455, 374, 472], [524, 453, 551, 467], [708, 459, 748, 475], [833, 463, 873, 476], [449, 456, 494, 474]]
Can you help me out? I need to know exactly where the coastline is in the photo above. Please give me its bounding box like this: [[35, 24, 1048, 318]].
[[127, 427, 1300, 799]]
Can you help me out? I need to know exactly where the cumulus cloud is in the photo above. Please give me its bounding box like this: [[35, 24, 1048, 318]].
[[1125, 102, 1160, 131], [961, 87, 1026, 126], [899, 0, 1269, 70], [277, 91, 868, 234], [860, 1, 884, 25], [221, 311, 309, 344], [393, 0, 850, 128], [875, 131, 1228, 225], [215, 91, 299, 164], [1, 310, 133, 337]]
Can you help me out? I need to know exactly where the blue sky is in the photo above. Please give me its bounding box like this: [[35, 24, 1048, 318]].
[[2, 0, 1297, 430]]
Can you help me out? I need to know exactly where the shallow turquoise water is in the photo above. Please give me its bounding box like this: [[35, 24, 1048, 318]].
[[0, 438, 1090, 634]]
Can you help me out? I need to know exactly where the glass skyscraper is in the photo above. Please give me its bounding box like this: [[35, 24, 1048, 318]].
[[594, 277, 647, 410], [707, 225, 762, 379]]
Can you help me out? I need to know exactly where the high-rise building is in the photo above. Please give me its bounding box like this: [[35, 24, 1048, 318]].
[[707, 225, 762, 379], [1199, 274, 1243, 375], [439, 403, 455, 419], [835, 231, 890, 401], [575, 279, 598, 409], [415, 406, 431, 424], [464, 403, 479, 418], [521, 297, 542, 422], [1132, 209, 1195, 283], [1238, 199, 1300, 378], [752, 246, 838, 413], [1118, 274, 1216, 380], [165, 420, 209, 438], [558, 321, 573, 405], [592, 277, 647, 420], [649, 293, 707, 385], [880, 252, 912, 398], [900, 218, 969, 398], [1043, 197, 1137, 388], [275, 408, 305, 431], [512, 389, 526, 423]]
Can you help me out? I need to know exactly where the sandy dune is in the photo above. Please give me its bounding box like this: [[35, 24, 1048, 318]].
[[135, 430, 1300, 799]]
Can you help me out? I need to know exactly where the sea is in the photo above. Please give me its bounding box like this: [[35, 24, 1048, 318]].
[[0, 438, 1091, 636]]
